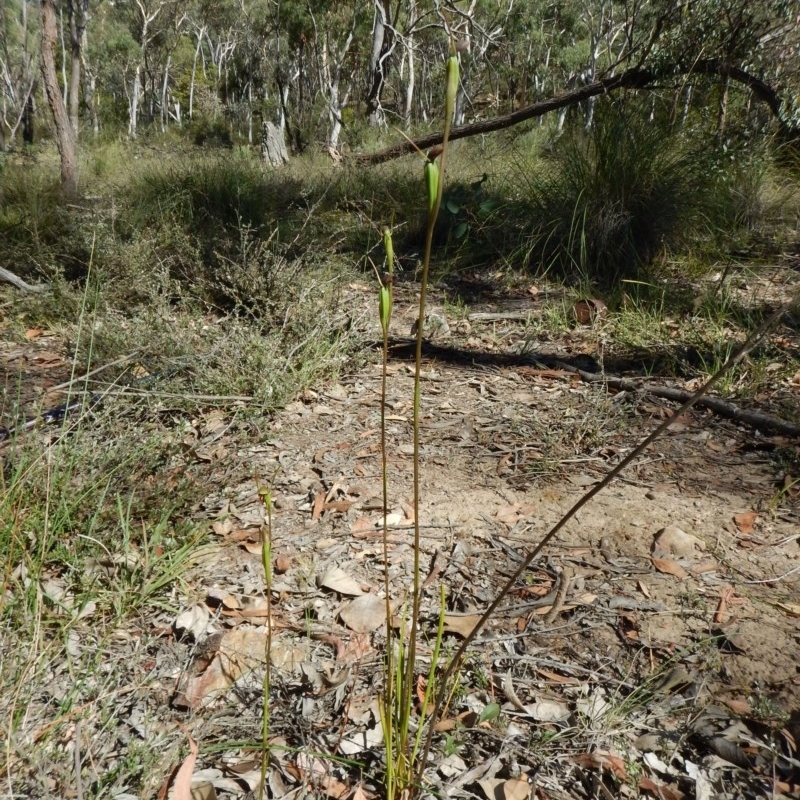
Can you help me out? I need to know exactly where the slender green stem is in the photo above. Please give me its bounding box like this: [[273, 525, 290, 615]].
[[379, 228, 396, 800], [258, 481, 275, 800], [406, 48, 459, 785]]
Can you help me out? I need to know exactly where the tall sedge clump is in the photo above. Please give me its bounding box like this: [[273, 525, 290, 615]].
[[377, 42, 460, 800]]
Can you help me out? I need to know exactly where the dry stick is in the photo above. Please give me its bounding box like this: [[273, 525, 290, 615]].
[[416, 289, 800, 780], [45, 352, 140, 394]]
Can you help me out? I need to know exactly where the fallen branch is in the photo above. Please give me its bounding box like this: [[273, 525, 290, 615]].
[[550, 361, 800, 438], [0, 266, 50, 293], [386, 338, 800, 438], [356, 68, 657, 164]]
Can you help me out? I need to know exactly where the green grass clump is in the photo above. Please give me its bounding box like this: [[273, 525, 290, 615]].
[[514, 100, 721, 284]]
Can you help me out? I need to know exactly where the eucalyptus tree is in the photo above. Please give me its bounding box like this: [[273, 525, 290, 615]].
[[0, 0, 39, 149], [41, 0, 77, 194]]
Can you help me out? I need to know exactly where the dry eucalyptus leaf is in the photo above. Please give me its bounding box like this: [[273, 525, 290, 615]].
[[319, 566, 364, 596], [444, 613, 483, 638], [652, 557, 689, 579], [501, 778, 531, 800], [350, 516, 375, 534], [172, 729, 198, 800], [567, 473, 598, 487], [177, 629, 271, 708], [242, 540, 265, 556], [339, 594, 386, 633], [733, 510, 758, 534], [477, 778, 504, 800], [206, 589, 240, 610], [174, 604, 211, 640], [523, 698, 570, 722]]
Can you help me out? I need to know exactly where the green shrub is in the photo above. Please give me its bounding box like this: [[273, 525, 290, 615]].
[[515, 100, 721, 285], [190, 117, 234, 148]]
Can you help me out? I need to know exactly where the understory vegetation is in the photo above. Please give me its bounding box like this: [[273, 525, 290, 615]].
[[2, 99, 800, 797]]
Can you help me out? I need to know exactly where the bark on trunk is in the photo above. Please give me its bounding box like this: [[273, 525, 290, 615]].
[[365, 0, 393, 126], [261, 120, 289, 166], [41, 0, 78, 195], [717, 74, 730, 141], [67, 0, 82, 137]]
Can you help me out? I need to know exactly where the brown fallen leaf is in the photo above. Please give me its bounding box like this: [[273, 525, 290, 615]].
[[536, 668, 581, 685], [638, 776, 683, 800], [350, 516, 374, 534], [724, 698, 752, 715], [177, 629, 271, 708], [776, 602, 800, 617], [572, 750, 627, 781], [319, 566, 364, 596], [312, 490, 325, 521], [501, 777, 531, 800], [241, 540, 265, 555], [324, 499, 356, 514], [652, 557, 689, 579], [444, 613, 483, 638], [173, 724, 198, 800], [221, 603, 282, 620], [339, 594, 386, 633], [733, 510, 758, 535], [206, 589, 240, 610]]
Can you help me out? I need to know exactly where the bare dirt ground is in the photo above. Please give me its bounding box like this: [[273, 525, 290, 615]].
[[3, 270, 800, 799]]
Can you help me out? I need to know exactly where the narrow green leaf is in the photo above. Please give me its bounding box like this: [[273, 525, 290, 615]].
[[478, 702, 501, 724]]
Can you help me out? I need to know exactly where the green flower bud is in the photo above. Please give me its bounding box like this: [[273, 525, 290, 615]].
[[382, 227, 394, 276], [445, 55, 459, 123], [425, 159, 439, 214], [379, 285, 391, 335]]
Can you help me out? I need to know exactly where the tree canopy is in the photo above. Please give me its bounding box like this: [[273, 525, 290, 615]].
[[1, 0, 798, 158]]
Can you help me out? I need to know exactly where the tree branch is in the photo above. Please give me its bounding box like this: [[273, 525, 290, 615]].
[[356, 61, 797, 164], [0, 266, 50, 293]]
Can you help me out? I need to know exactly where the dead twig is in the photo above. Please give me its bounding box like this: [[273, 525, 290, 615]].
[[0, 266, 50, 293]]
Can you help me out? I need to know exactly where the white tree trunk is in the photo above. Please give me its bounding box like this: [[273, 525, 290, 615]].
[[188, 25, 206, 120], [129, 62, 140, 137]]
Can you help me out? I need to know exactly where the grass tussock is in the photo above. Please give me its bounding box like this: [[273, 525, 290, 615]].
[[511, 104, 720, 284]]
